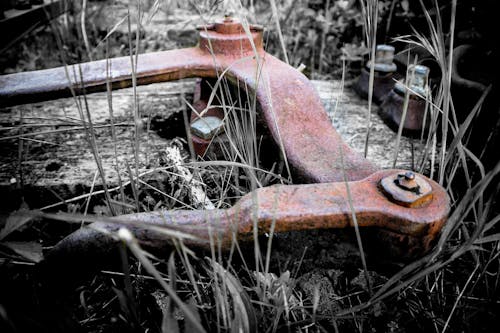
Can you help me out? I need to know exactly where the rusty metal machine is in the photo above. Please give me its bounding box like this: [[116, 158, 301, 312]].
[[0, 17, 449, 266]]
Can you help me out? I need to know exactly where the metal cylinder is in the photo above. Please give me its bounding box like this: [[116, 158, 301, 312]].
[[354, 44, 398, 104], [394, 64, 429, 97], [369, 44, 397, 72], [379, 88, 428, 133]]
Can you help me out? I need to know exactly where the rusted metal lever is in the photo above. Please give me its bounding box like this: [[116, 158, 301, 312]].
[[0, 17, 449, 259], [48, 170, 448, 258], [0, 17, 374, 183]]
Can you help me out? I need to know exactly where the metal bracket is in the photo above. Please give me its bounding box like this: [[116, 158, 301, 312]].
[[0, 17, 449, 260]]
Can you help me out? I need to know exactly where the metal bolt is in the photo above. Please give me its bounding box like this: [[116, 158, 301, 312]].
[[367, 45, 397, 73], [396, 172, 419, 192], [190, 116, 224, 141], [380, 171, 433, 208], [404, 171, 415, 180], [250, 24, 264, 32], [213, 15, 244, 35], [376, 45, 395, 65], [394, 64, 430, 97], [409, 64, 429, 95]]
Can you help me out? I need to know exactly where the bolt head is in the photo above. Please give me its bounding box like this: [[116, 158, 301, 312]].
[[393, 63, 430, 97], [213, 16, 245, 34], [404, 171, 415, 180], [376, 44, 395, 65], [190, 116, 224, 141], [380, 172, 433, 208], [412, 65, 429, 76], [367, 45, 397, 73], [408, 64, 429, 90], [397, 172, 419, 191]]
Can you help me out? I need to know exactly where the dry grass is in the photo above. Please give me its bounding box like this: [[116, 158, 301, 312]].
[[0, 0, 498, 332]]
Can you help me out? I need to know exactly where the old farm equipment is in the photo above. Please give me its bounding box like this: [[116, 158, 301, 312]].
[[0, 17, 449, 272]]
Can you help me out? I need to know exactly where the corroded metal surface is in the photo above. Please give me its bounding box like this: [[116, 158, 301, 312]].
[[0, 17, 450, 264], [46, 170, 449, 257], [354, 68, 397, 104], [354, 45, 398, 104], [0, 17, 375, 183], [190, 78, 226, 156], [379, 89, 428, 133], [378, 65, 430, 133], [380, 172, 433, 208]]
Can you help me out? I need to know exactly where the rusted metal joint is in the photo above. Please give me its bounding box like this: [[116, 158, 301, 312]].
[[0, 17, 449, 269], [395, 171, 421, 193], [354, 45, 399, 104], [189, 78, 227, 156], [380, 171, 433, 208]]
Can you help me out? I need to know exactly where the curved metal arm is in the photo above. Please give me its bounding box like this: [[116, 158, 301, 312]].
[[46, 170, 448, 253], [0, 18, 449, 270], [38, 169, 448, 284], [0, 24, 374, 183]]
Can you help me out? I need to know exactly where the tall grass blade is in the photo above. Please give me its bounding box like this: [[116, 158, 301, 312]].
[[269, 0, 289, 64], [118, 228, 206, 333]]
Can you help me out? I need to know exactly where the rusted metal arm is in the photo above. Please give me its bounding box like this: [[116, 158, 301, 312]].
[[0, 48, 213, 105], [0, 18, 449, 268], [45, 170, 448, 259], [0, 23, 374, 183]]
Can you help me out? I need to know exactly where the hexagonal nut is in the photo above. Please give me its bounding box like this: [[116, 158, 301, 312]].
[[190, 116, 224, 140], [380, 172, 433, 208]]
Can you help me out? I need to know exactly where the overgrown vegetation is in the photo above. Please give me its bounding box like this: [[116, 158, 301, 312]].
[[1, 0, 499, 332]]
